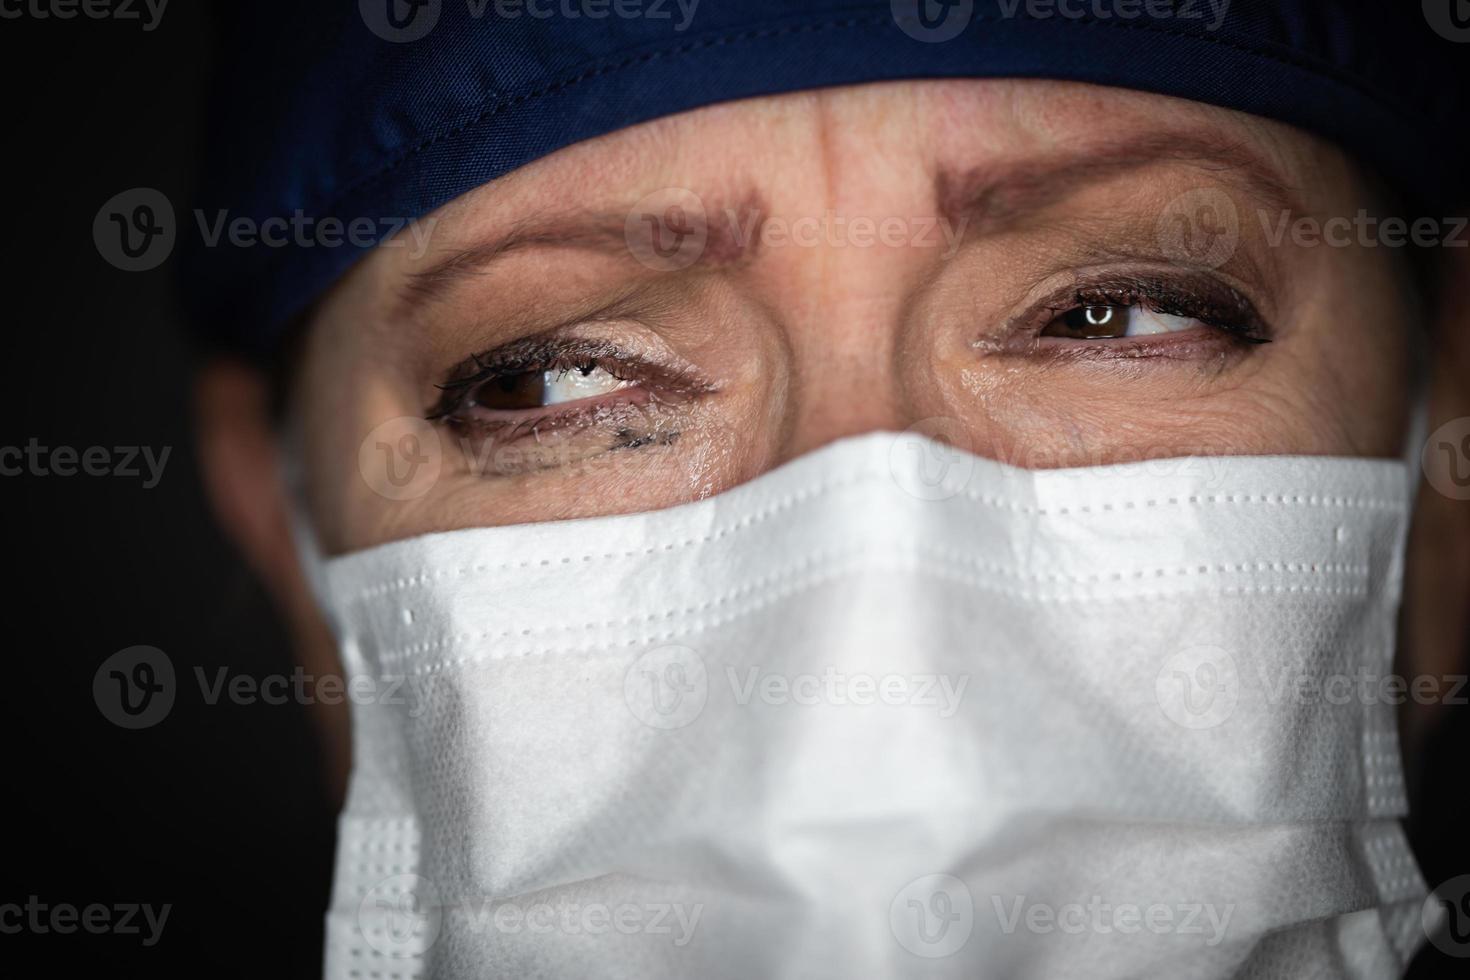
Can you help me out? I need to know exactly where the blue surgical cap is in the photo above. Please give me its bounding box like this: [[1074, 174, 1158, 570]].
[[184, 0, 1468, 354]]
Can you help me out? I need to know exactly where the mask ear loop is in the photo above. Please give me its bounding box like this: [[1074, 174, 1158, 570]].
[[1402, 330, 1429, 495], [1391, 297, 1431, 808], [1403, 393, 1428, 517], [277, 416, 338, 628], [1400, 266, 1432, 501]]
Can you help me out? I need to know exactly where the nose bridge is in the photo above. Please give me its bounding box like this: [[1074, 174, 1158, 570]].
[[766, 85, 939, 466], [764, 195, 934, 466], [773, 305, 910, 464]]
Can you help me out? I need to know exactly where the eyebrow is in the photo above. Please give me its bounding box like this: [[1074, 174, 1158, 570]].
[[935, 130, 1301, 235], [399, 129, 1300, 311], [398, 189, 769, 313]]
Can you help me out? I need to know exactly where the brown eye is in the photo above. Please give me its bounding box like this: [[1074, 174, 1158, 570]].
[[467, 363, 628, 412], [1041, 303, 1200, 340], [469, 370, 550, 411], [1044, 304, 1130, 339]]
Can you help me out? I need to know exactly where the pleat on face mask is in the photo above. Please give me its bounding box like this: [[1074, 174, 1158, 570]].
[[305, 432, 1427, 980]]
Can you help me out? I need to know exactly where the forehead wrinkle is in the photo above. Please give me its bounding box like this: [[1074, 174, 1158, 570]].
[[395, 187, 770, 315], [400, 210, 627, 302], [936, 130, 1305, 236]]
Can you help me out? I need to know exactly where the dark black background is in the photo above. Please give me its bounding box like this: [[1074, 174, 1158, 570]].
[[0, 4, 1463, 977], [3, 6, 334, 977]]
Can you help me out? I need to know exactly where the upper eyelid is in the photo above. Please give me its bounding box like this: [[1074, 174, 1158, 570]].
[[1004, 267, 1268, 334], [442, 336, 626, 383], [425, 332, 716, 422], [426, 349, 633, 419], [429, 293, 697, 382], [430, 267, 1264, 402]]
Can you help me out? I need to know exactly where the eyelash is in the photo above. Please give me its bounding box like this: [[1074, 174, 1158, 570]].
[[426, 274, 1271, 436], [424, 337, 697, 438], [1036, 274, 1271, 346]]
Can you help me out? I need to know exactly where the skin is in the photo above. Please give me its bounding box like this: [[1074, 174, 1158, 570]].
[[193, 80, 1469, 800]]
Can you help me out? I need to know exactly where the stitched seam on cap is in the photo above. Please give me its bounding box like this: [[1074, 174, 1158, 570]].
[[315, 13, 890, 215], [309, 9, 1412, 221]]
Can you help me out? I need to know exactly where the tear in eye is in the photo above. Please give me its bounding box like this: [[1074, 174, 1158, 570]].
[[1043, 304, 1199, 340], [470, 363, 631, 411]]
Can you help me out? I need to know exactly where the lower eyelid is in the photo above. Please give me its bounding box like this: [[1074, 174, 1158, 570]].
[[1026, 327, 1257, 363]]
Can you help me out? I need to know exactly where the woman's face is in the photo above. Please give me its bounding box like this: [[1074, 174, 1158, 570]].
[[292, 79, 1414, 554]]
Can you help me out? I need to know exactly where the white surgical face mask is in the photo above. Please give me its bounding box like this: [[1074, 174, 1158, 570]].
[[305, 432, 1428, 979]]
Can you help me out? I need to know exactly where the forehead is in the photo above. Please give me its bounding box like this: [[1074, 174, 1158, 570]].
[[332, 77, 1362, 323], [430, 78, 1332, 213]]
